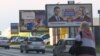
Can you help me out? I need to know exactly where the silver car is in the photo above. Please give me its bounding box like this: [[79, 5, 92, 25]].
[[0, 37, 10, 49], [20, 36, 45, 54], [53, 38, 75, 56]]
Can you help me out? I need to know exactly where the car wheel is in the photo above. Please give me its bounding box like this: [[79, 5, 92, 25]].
[[7, 46, 10, 49], [5, 46, 9, 49], [53, 50, 56, 56], [36, 51, 39, 54], [20, 46, 24, 53], [20, 50, 23, 53], [47, 42, 50, 45], [53, 54, 56, 56], [25, 50, 29, 53], [42, 50, 45, 54]]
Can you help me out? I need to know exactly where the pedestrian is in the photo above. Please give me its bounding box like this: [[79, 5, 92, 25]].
[[76, 21, 96, 56]]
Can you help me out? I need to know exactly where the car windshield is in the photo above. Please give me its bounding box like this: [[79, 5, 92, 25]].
[[0, 37, 8, 40], [29, 37, 43, 42]]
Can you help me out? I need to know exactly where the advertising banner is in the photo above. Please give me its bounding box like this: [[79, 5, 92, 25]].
[[46, 4, 92, 27], [11, 23, 19, 34], [19, 10, 48, 32]]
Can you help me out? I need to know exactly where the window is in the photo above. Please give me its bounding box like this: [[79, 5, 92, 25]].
[[65, 40, 75, 45], [42, 34, 50, 40], [29, 38, 43, 41]]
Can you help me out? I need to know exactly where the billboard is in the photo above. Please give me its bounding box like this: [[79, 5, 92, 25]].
[[11, 23, 19, 34], [46, 4, 92, 27], [19, 10, 48, 32]]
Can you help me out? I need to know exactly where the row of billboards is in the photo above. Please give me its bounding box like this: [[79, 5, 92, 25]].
[[11, 4, 93, 33]]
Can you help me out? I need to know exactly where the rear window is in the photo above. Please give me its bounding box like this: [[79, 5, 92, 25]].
[[29, 38, 43, 41], [65, 40, 75, 45]]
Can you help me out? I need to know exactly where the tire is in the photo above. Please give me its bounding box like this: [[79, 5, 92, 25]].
[[4, 47, 7, 49], [25, 50, 29, 53], [53, 54, 56, 56], [5, 46, 9, 49], [20, 50, 23, 53], [42, 50, 45, 54], [47, 42, 50, 45], [7, 46, 10, 49], [36, 51, 39, 54], [53, 50, 56, 56], [20, 46, 24, 53]]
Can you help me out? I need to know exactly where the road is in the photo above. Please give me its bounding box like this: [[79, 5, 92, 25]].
[[0, 48, 100, 56], [0, 48, 52, 56]]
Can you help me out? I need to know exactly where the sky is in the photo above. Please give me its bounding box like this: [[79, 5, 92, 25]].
[[0, 0, 100, 32]]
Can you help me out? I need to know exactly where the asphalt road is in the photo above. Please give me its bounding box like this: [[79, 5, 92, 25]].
[[0, 48, 52, 56], [0, 48, 100, 56]]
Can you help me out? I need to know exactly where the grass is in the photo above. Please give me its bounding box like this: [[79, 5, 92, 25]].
[[46, 45, 53, 48], [10, 44, 20, 48], [96, 45, 100, 53]]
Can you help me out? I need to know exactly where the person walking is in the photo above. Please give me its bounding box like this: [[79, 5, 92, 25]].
[[76, 21, 96, 56]]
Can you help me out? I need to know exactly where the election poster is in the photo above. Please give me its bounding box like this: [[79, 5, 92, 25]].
[[46, 4, 92, 27], [11, 23, 19, 34], [19, 10, 48, 32]]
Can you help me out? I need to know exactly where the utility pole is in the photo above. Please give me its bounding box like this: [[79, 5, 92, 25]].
[[98, 10, 100, 39]]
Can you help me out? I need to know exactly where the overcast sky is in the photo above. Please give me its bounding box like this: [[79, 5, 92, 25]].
[[0, 0, 99, 32]]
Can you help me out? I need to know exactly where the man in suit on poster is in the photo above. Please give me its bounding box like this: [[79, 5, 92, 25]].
[[74, 6, 92, 22], [48, 6, 64, 22]]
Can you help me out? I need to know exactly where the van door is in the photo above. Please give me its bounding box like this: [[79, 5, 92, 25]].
[[54, 40, 64, 56]]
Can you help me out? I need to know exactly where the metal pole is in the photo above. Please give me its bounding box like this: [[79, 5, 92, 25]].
[[99, 14, 100, 27], [99, 14, 100, 38]]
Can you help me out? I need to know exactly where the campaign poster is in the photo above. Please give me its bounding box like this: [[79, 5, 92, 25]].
[[46, 4, 92, 27], [19, 10, 48, 32], [11, 23, 19, 34]]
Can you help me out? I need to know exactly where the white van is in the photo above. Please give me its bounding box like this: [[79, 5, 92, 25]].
[[53, 38, 75, 56], [40, 34, 50, 45]]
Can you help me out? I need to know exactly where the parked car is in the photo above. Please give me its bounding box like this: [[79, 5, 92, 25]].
[[20, 36, 45, 54], [9, 36, 19, 43], [53, 38, 75, 56], [0, 37, 10, 49], [41, 34, 50, 45], [16, 36, 27, 43], [10, 36, 27, 44]]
